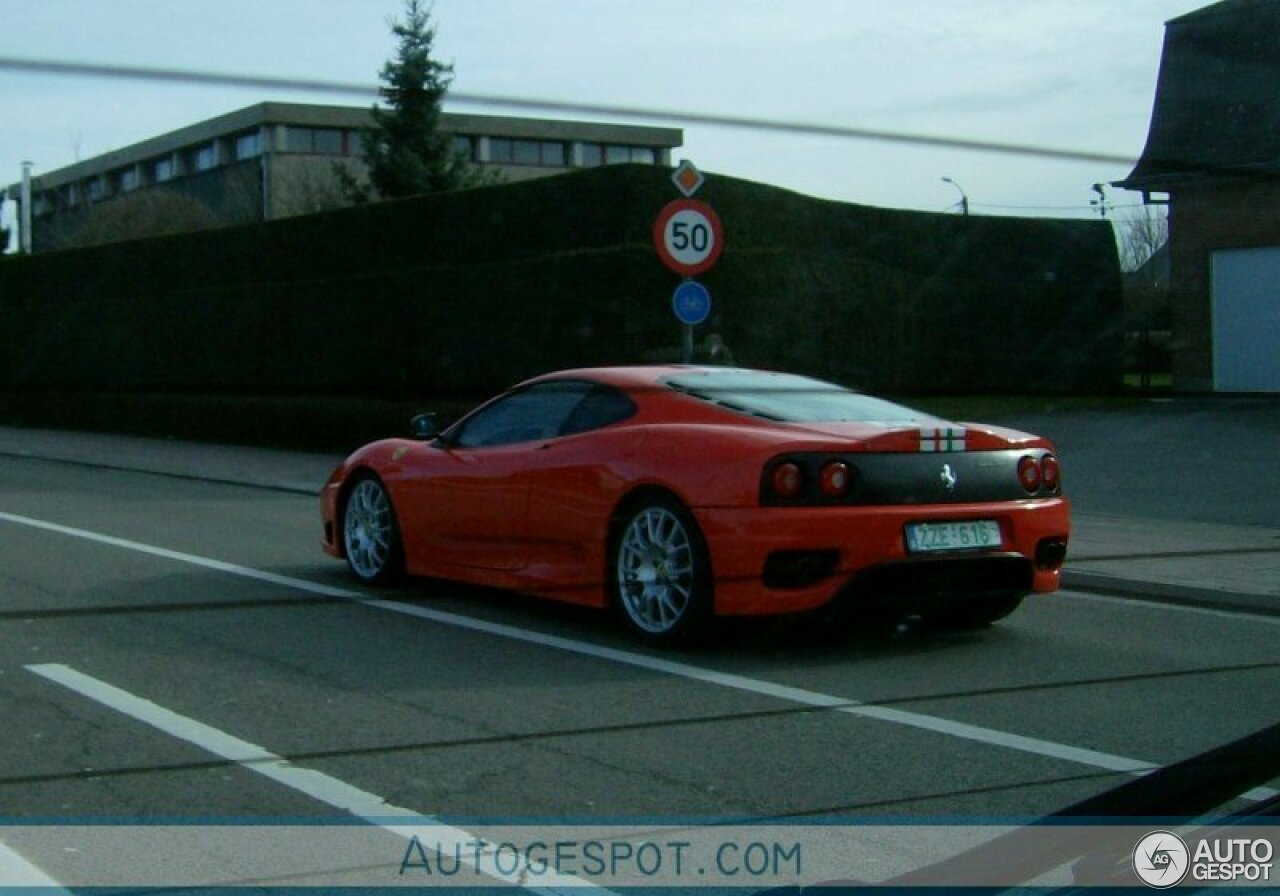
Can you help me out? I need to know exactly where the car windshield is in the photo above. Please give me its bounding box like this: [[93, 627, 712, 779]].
[[664, 369, 934, 424]]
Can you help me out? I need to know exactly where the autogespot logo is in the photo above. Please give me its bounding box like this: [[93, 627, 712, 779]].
[[1134, 831, 1190, 888]]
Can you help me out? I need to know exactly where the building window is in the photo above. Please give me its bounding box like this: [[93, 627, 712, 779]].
[[153, 157, 175, 182], [583, 144, 658, 166], [285, 127, 312, 153], [86, 178, 105, 201], [539, 140, 567, 167], [119, 168, 140, 192], [581, 143, 604, 167], [314, 128, 343, 155], [452, 135, 474, 161], [489, 137, 568, 167], [513, 139, 540, 166], [234, 131, 262, 160], [489, 138, 514, 164], [189, 143, 216, 172], [285, 126, 347, 155]]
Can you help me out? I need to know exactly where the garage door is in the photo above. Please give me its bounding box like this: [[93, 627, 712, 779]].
[[1211, 247, 1280, 392]]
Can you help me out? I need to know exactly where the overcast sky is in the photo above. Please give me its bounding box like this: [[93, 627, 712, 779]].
[[1, 0, 1208, 235]]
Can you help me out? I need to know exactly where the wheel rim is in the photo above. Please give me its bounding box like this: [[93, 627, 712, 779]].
[[344, 479, 394, 580], [616, 506, 695, 634]]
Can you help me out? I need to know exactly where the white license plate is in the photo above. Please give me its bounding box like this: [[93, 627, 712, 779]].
[[905, 520, 1001, 553]]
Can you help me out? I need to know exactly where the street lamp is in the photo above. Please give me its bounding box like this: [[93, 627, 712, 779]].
[[20, 161, 34, 253], [942, 176, 969, 216], [1090, 183, 1109, 219]]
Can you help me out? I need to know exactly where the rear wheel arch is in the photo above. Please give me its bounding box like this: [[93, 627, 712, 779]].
[[607, 486, 709, 573], [609, 484, 686, 530]]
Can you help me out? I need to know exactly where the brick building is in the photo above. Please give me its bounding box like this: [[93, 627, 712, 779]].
[[1115, 0, 1280, 392]]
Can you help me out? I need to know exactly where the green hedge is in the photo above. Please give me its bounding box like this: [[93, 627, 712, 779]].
[[0, 165, 1122, 444]]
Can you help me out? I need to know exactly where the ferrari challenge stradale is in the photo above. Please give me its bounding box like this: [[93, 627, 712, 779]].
[[322, 366, 1070, 641]]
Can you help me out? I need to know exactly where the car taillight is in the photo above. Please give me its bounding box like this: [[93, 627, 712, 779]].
[[1017, 454, 1061, 494], [1040, 454, 1061, 490], [1017, 455, 1042, 492], [770, 462, 804, 499], [819, 461, 851, 498], [762, 454, 861, 505]]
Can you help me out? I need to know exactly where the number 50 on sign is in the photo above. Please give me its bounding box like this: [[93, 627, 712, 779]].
[[653, 199, 724, 276]]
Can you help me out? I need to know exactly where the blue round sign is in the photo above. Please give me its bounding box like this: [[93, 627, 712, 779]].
[[672, 280, 712, 326]]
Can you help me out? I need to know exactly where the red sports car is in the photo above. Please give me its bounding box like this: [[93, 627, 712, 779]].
[[321, 366, 1069, 641]]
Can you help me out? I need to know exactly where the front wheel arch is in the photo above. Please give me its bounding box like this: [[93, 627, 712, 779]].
[[339, 470, 405, 585]]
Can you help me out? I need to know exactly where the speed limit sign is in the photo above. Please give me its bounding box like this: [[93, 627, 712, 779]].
[[653, 199, 724, 276]]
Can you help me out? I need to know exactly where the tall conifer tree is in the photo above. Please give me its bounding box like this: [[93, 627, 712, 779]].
[[347, 1, 482, 200]]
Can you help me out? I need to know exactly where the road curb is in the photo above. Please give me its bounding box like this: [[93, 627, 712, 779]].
[[1062, 569, 1280, 618], [0, 450, 322, 497]]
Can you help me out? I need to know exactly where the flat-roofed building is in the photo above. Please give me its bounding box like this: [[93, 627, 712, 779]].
[[6, 101, 683, 252]]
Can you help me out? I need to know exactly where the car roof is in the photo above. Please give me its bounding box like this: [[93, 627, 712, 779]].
[[521, 365, 713, 390], [523, 365, 848, 390]]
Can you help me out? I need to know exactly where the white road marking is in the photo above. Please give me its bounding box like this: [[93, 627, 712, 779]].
[[361, 596, 1157, 773], [26, 662, 602, 893], [4, 510, 1275, 800], [0, 511, 355, 599]]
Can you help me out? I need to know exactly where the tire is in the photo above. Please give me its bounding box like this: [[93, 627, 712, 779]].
[[611, 495, 712, 643], [341, 473, 404, 585], [927, 592, 1025, 630]]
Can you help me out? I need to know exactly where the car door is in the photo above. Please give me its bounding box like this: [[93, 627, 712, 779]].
[[397, 381, 594, 572], [519, 384, 640, 590]]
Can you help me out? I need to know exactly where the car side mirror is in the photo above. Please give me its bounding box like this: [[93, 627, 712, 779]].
[[409, 413, 439, 441]]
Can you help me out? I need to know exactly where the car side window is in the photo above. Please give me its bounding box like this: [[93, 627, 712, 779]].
[[450, 381, 594, 449], [560, 385, 636, 437]]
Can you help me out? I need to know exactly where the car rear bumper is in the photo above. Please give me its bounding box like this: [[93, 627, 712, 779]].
[[695, 497, 1070, 616]]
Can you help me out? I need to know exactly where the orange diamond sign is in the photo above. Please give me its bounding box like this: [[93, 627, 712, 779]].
[[671, 159, 705, 197]]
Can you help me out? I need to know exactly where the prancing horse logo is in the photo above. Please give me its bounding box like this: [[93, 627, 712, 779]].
[[940, 463, 958, 492]]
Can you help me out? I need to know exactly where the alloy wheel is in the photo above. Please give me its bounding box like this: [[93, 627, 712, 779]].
[[343, 477, 397, 581], [616, 505, 698, 635]]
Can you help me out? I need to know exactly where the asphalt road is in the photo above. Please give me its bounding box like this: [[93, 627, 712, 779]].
[[1, 445, 1278, 887], [995, 396, 1280, 527]]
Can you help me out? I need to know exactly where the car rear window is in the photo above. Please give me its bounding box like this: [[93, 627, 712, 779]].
[[663, 369, 929, 424]]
